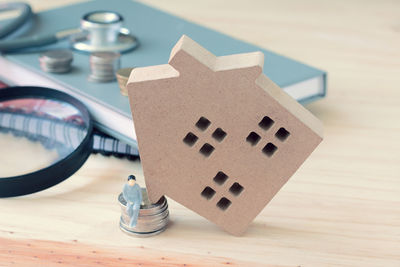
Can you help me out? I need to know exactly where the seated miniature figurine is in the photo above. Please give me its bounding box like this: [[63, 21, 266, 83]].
[[122, 175, 142, 227]]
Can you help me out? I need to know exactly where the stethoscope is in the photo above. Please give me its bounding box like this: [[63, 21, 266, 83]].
[[0, 2, 138, 53]]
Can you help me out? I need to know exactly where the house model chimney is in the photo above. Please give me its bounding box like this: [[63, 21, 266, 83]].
[[127, 35, 323, 236]]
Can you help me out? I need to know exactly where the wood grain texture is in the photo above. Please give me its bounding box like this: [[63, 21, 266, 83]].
[[0, 0, 399, 266], [0, 237, 253, 267]]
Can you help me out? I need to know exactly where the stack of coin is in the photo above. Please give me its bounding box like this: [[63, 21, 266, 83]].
[[116, 67, 134, 96], [39, 50, 73, 73], [88, 52, 120, 83], [118, 188, 169, 237]]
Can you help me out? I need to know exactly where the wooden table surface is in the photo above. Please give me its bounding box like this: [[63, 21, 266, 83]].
[[1, 0, 399, 266]]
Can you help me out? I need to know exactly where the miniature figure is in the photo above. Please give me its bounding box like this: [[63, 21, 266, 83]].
[[122, 175, 142, 227]]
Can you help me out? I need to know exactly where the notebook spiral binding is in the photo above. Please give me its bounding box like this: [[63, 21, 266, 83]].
[[0, 110, 139, 161], [92, 129, 139, 160]]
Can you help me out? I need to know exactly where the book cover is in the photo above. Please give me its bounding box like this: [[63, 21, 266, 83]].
[[0, 0, 327, 146]]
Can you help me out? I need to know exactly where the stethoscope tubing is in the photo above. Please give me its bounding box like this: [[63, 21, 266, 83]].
[[0, 2, 72, 52], [0, 33, 60, 52], [0, 2, 32, 39]]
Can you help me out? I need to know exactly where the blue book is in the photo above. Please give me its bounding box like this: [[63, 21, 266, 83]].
[[0, 0, 326, 146]]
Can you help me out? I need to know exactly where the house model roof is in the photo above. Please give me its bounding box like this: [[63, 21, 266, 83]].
[[127, 35, 323, 236]]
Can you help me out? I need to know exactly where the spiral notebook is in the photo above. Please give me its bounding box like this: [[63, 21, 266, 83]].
[[0, 83, 139, 161]]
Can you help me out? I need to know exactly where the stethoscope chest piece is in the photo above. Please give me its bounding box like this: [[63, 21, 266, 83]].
[[71, 11, 138, 53]]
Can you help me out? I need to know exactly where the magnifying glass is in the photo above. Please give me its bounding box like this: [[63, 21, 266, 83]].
[[0, 3, 138, 53], [0, 86, 93, 197]]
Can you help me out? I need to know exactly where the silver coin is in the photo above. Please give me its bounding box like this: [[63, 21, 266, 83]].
[[40, 50, 73, 62], [119, 220, 167, 238], [118, 189, 169, 237], [40, 61, 72, 67], [118, 191, 167, 212], [121, 212, 169, 226], [120, 218, 169, 233], [120, 212, 169, 230], [39, 49, 73, 73], [40, 67, 72, 73], [121, 205, 169, 219], [118, 194, 168, 217], [120, 208, 169, 225], [120, 214, 169, 233], [88, 52, 120, 83], [90, 51, 120, 61]]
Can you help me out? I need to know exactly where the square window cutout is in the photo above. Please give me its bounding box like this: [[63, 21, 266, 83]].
[[213, 171, 229, 185], [216, 197, 232, 211], [201, 186, 216, 200], [199, 143, 215, 157], [212, 128, 227, 142], [246, 132, 261, 146], [183, 132, 198, 146], [229, 182, 244, 196], [275, 127, 290, 141], [258, 116, 274, 131], [195, 117, 211, 131], [262, 142, 277, 157]]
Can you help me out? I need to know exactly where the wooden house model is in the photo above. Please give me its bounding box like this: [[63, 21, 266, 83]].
[[127, 35, 323, 235]]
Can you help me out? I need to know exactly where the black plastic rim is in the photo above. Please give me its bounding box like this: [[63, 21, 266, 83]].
[[0, 86, 93, 197]]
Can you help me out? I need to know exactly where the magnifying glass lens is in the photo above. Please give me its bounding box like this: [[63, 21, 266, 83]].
[[0, 87, 93, 197], [0, 98, 87, 177]]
